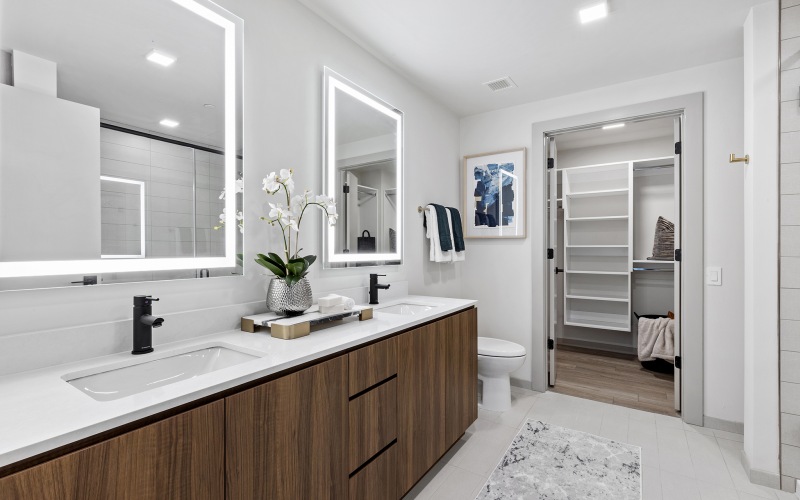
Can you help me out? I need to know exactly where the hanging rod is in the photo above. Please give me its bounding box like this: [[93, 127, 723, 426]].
[[632, 268, 674, 272], [632, 165, 674, 171]]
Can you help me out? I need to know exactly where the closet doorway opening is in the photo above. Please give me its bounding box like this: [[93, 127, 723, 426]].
[[546, 115, 682, 417]]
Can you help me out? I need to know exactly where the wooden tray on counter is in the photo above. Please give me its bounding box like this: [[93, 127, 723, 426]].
[[241, 305, 373, 340]]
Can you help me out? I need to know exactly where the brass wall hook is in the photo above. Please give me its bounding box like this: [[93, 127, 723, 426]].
[[729, 153, 750, 165]]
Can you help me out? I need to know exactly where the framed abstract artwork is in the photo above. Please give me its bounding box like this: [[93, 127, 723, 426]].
[[462, 148, 526, 239]]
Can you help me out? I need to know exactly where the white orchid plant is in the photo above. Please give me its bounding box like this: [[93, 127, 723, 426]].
[[215, 177, 244, 234], [256, 169, 338, 286]]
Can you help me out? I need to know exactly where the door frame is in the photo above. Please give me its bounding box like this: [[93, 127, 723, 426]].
[[531, 93, 704, 425]]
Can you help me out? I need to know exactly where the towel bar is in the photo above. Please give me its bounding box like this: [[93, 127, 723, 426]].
[[417, 206, 425, 213]]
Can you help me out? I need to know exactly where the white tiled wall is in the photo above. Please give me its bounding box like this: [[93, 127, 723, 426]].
[[99, 127, 226, 263], [781, 0, 800, 486]]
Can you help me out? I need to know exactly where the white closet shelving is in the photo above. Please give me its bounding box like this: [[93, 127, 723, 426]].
[[562, 162, 632, 332]]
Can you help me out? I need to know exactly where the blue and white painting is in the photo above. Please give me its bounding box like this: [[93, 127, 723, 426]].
[[463, 149, 526, 239], [473, 162, 516, 228]]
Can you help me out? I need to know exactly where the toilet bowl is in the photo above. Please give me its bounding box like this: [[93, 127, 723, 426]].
[[477, 337, 527, 412]]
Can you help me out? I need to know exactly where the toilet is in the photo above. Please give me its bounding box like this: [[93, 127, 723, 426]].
[[477, 337, 527, 412]]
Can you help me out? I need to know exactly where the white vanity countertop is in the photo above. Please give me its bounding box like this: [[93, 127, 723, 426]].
[[0, 295, 476, 469]]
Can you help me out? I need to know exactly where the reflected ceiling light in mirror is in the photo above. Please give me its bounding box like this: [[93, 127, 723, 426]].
[[602, 122, 625, 130], [579, 2, 608, 24], [0, 0, 240, 278], [159, 118, 180, 127], [324, 68, 403, 264], [145, 49, 176, 67]]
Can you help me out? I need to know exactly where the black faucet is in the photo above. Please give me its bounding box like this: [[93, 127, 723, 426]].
[[369, 274, 390, 305], [132, 295, 164, 355]]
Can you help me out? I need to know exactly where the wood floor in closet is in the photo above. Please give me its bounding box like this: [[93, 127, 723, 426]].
[[552, 344, 678, 417]]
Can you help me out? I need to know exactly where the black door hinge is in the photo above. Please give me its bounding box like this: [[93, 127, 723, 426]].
[[547, 158, 555, 169], [343, 183, 350, 194], [548, 248, 554, 259], [675, 355, 682, 369], [675, 249, 682, 262], [548, 339, 555, 350], [675, 141, 682, 155], [554, 267, 564, 274]]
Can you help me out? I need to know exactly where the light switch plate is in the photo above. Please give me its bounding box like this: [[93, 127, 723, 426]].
[[706, 266, 722, 286]]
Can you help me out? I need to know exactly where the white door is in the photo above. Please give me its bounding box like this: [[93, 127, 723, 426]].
[[673, 117, 683, 412], [547, 137, 559, 387]]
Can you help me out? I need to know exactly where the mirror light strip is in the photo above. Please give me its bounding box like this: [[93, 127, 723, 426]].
[[325, 71, 403, 263], [0, 0, 238, 279], [99, 176, 146, 259]]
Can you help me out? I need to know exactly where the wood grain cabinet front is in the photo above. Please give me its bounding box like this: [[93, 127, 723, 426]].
[[348, 336, 397, 396], [225, 355, 349, 500], [348, 378, 397, 472], [444, 307, 479, 448], [0, 401, 225, 500], [349, 444, 398, 500]]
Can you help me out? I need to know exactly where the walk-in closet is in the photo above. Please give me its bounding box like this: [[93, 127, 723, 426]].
[[546, 116, 681, 416]]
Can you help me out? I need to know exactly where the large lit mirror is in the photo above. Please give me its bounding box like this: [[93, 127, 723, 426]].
[[323, 68, 403, 267], [0, 0, 243, 291]]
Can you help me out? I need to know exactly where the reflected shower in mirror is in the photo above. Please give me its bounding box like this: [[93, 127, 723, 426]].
[[323, 68, 403, 267], [0, 0, 243, 290]]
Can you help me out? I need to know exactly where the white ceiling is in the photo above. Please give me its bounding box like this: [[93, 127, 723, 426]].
[[299, 0, 764, 116], [556, 116, 675, 151], [1, 0, 226, 148]]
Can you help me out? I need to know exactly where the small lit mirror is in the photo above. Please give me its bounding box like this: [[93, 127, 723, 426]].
[[323, 68, 403, 267], [0, 0, 243, 291]]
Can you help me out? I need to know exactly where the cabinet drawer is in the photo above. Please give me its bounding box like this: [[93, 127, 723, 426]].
[[349, 378, 397, 472], [349, 444, 398, 500], [349, 336, 397, 396]]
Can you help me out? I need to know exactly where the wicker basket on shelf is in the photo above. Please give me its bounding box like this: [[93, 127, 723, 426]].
[[650, 216, 675, 261]]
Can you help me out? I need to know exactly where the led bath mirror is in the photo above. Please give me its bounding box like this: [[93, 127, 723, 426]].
[[323, 68, 403, 267], [0, 0, 243, 291]]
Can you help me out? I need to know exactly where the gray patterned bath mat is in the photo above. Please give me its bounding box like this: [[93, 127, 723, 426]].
[[476, 419, 641, 499]]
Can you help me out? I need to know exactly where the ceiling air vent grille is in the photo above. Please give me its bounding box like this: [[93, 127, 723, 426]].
[[483, 77, 516, 92]]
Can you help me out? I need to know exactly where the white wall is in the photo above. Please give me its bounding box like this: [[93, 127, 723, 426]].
[[0, 0, 462, 356], [460, 58, 746, 423], [743, 0, 780, 482]]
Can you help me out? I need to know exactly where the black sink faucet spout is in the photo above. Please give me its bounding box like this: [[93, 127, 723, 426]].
[[369, 274, 390, 305], [132, 295, 164, 355]]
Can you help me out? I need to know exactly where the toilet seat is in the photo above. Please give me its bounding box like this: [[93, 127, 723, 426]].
[[478, 337, 526, 358]]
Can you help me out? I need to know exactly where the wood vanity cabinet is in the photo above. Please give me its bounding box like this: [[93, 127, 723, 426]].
[[0, 401, 224, 500], [225, 356, 349, 500], [0, 306, 477, 500], [396, 307, 478, 496]]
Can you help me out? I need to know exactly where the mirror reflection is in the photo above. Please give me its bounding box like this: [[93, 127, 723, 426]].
[[324, 69, 402, 267], [0, 0, 242, 289]]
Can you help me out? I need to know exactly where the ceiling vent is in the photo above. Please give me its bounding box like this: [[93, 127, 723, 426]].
[[483, 76, 517, 92]]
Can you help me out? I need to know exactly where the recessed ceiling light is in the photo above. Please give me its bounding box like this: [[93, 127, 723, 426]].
[[602, 123, 625, 130], [146, 50, 176, 67], [203, 103, 215, 109], [580, 2, 608, 24], [159, 118, 179, 128]]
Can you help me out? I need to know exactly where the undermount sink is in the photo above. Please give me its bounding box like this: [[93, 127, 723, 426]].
[[377, 302, 438, 316], [65, 345, 262, 402]]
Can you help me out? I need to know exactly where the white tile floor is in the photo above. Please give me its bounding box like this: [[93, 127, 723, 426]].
[[403, 388, 799, 500]]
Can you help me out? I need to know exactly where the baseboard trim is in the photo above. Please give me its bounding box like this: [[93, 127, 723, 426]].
[[781, 475, 798, 493], [510, 377, 533, 391], [557, 338, 637, 355], [703, 415, 744, 435], [741, 450, 782, 489]]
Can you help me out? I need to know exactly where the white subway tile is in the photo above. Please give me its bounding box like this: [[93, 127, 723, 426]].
[[101, 141, 150, 165], [782, 69, 800, 102], [100, 158, 149, 182], [784, 6, 800, 40], [783, 37, 800, 71], [783, 320, 800, 352], [782, 289, 800, 320], [149, 139, 193, 159], [150, 166, 194, 187], [101, 128, 150, 150], [783, 194, 800, 225], [784, 100, 800, 133], [782, 351, 800, 382], [150, 182, 193, 200], [783, 226, 800, 256], [785, 0, 800, 8], [150, 151, 194, 173], [783, 163, 800, 194], [782, 257, 800, 288], [783, 382, 800, 414], [782, 444, 800, 477]]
